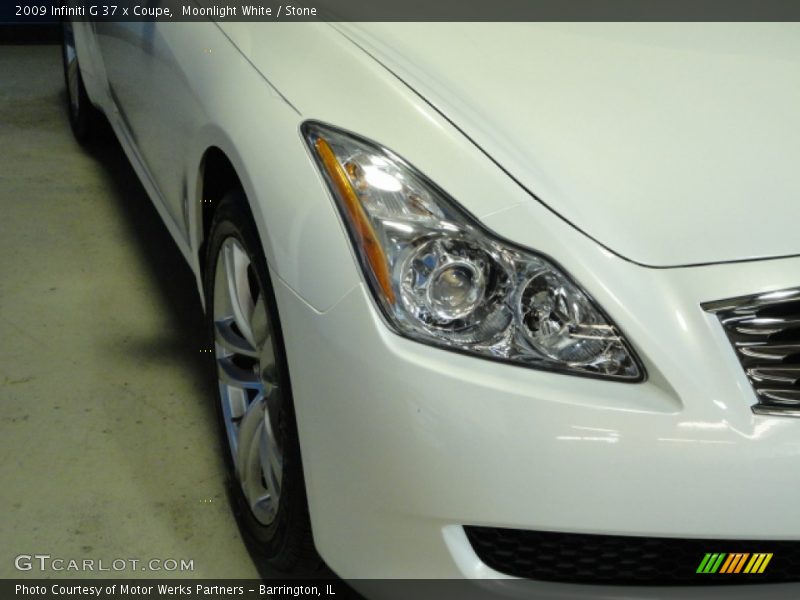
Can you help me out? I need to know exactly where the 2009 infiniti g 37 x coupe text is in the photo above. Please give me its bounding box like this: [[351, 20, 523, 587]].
[[63, 20, 800, 594]]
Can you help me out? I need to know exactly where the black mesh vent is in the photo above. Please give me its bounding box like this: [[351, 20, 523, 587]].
[[464, 527, 800, 585]]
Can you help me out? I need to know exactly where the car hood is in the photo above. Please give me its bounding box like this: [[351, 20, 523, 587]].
[[336, 23, 800, 267]]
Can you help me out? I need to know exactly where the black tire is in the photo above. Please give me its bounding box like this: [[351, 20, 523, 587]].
[[204, 191, 325, 576], [61, 19, 104, 143]]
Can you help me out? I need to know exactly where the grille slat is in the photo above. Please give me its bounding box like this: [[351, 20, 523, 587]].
[[747, 367, 800, 385], [708, 289, 800, 314], [738, 344, 800, 361], [704, 287, 800, 415], [758, 389, 800, 404], [725, 316, 800, 328]]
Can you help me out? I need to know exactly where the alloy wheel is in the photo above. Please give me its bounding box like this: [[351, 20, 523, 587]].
[[212, 237, 284, 526]]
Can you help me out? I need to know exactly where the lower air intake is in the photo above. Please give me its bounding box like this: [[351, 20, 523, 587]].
[[463, 526, 800, 584]]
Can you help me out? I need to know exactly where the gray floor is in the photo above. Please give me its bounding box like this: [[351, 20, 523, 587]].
[[0, 45, 259, 578]]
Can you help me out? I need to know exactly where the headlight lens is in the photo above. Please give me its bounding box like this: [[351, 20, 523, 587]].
[[303, 122, 643, 380]]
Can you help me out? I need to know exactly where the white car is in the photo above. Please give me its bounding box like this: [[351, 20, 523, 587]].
[[63, 19, 800, 593]]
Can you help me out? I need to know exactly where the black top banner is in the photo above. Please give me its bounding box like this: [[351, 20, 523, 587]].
[[5, 0, 800, 23]]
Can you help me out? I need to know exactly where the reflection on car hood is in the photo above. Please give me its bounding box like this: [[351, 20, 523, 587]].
[[338, 23, 800, 267]]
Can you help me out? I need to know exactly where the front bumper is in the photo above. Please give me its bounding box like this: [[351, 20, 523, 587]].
[[273, 243, 800, 591]]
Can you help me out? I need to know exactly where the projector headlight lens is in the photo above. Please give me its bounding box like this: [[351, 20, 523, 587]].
[[303, 121, 642, 381]]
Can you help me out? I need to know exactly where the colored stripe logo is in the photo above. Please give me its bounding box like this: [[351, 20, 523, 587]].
[[696, 553, 773, 574]]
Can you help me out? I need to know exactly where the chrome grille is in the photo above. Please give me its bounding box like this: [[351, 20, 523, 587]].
[[704, 288, 800, 416]]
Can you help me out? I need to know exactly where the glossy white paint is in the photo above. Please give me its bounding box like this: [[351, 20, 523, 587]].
[[340, 23, 800, 267], [70, 20, 800, 591], [276, 254, 800, 580]]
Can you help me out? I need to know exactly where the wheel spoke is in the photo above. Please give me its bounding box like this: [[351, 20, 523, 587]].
[[264, 388, 282, 440], [224, 241, 257, 349], [236, 393, 266, 479], [260, 430, 282, 497], [214, 317, 258, 358], [220, 384, 248, 423], [218, 356, 262, 391], [260, 348, 277, 386], [250, 493, 274, 520], [251, 294, 270, 349]]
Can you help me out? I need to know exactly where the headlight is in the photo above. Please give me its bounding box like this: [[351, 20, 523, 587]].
[[303, 121, 643, 381]]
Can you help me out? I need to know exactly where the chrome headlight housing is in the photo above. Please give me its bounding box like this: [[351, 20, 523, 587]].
[[303, 122, 643, 381]]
